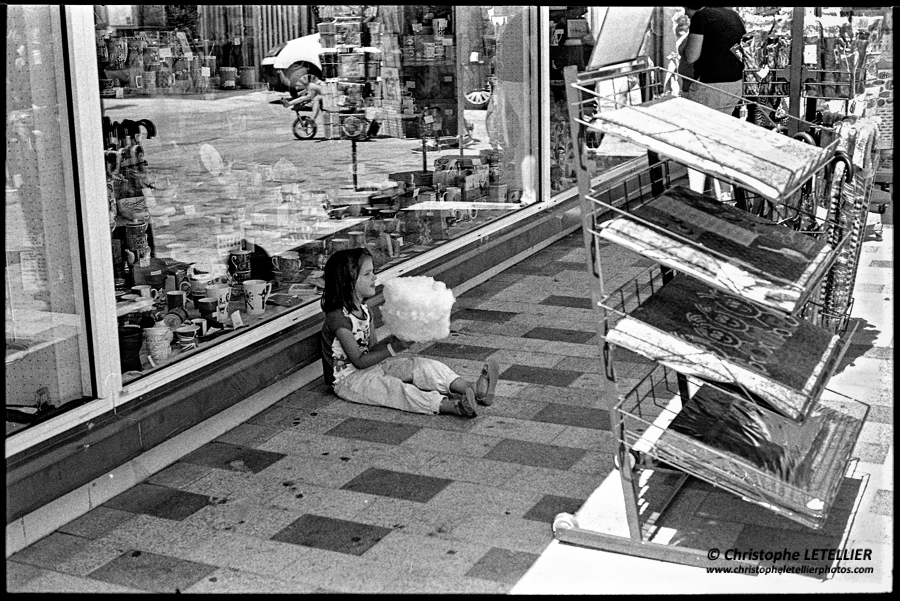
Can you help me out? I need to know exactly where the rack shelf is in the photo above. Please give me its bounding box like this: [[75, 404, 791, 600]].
[[615, 363, 868, 530], [583, 93, 836, 203], [555, 58, 869, 568], [600, 266, 854, 423], [589, 184, 850, 315]]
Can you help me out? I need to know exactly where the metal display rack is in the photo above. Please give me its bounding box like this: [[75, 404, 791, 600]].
[[551, 58, 870, 569]]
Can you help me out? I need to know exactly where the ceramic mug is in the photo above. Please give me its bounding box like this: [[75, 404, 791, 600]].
[[189, 317, 209, 337], [166, 290, 187, 310], [196, 296, 217, 318], [243, 279, 272, 316], [131, 285, 158, 300], [230, 249, 252, 273], [271, 251, 302, 276], [441, 186, 462, 203], [174, 324, 199, 349], [205, 283, 232, 321]]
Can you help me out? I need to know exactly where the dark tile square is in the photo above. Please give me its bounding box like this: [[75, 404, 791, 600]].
[[271, 513, 392, 556], [732, 525, 843, 574], [483, 439, 586, 470], [9, 532, 93, 570], [550, 260, 585, 270], [340, 467, 451, 502], [522, 327, 594, 345], [867, 404, 893, 424], [869, 259, 892, 268], [89, 549, 216, 593], [144, 489, 212, 521], [532, 403, 611, 431], [505, 263, 559, 276], [466, 547, 540, 583], [422, 342, 496, 361], [58, 506, 135, 539], [103, 483, 179, 514], [452, 308, 518, 323], [523, 494, 586, 523], [500, 364, 581, 387], [865, 346, 894, 360], [539, 295, 593, 310], [102, 483, 210, 521], [324, 417, 422, 445], [180, 441, 285, 473]]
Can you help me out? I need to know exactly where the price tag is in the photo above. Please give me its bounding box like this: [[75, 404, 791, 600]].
[[757, 65, 770, 79], [183, 204, 196, 216], [231, 311, 244, 327], [412, 22, 422, 32], [424, 115, 434, 124], [442, 37, 453, 46], [406, 81, 416, 88], [413, 187, 420, 197], [234, 38, 242, 46], [803, 43, 818, 65], [443, 75, 453, 82], [201, 66, 210, 77]]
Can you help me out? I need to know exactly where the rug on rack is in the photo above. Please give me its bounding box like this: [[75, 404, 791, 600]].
[[597, 185, 832, 313], [588, 96, 832, 200], [606, 274, 841, 422], [667, 384, 863, 489]]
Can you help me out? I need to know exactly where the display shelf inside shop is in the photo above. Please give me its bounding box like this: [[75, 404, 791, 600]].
[[597, 264, 856, 424], [575, 68, 839, 203], [613, 363, 868, 530]]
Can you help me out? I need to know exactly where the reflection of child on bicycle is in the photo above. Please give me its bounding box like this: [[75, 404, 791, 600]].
[[281, 74, 324, 122]]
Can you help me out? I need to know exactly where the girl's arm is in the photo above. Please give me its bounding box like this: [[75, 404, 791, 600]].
[[334, 328, 411, 370]]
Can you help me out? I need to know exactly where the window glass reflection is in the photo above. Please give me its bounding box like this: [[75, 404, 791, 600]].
[[7, 5, 93, 435], [548, 6, 647, 195], [95, 5, 539, 383]]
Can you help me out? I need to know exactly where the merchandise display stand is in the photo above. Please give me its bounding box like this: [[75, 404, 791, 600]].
[[552, 59, 870, 569]]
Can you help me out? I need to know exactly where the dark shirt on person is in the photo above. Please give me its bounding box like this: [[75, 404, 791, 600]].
[[688, 7, 746, 83]]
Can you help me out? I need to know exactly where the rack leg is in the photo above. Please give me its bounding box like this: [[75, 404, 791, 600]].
[[553, 523, 759, 570]]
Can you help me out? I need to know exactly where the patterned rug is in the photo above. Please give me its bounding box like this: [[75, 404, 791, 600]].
[[665, 386, 863, 522], [598, 185, 831, 313], [607, 275, 841, 422]]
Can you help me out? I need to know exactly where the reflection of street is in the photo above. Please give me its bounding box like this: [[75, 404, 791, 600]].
[[104, 89, 493, 266]]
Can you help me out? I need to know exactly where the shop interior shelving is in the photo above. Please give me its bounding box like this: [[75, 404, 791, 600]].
[[552, 58, 870, 569]]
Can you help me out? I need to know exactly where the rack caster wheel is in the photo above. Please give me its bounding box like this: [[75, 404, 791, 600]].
[[613, 449, 639, 471], [553, 512, 579, 534]]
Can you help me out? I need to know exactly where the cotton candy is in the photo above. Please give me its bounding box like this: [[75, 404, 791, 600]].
[[381, 276, 455, 342]]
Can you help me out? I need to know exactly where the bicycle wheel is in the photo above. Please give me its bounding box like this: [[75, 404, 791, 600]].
[[293, 116, 317, 140]]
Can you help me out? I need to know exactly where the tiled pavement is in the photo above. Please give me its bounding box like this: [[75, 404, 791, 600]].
[[7, 214, 893, 593]]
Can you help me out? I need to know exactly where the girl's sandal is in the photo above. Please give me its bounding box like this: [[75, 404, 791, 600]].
[[455, 388, 478, 419], [475, 359, 499, 406]]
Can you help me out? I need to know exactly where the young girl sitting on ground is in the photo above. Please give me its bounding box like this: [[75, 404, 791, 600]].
[[320, 248, 499, 418]]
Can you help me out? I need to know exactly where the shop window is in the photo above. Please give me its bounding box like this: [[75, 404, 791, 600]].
[[548, 7, 650, 195], [93, 5, 539, 384], [6, 6, 94, 435]]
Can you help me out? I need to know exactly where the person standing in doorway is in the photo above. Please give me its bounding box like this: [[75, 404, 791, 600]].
[[680, 6, 746, 200]]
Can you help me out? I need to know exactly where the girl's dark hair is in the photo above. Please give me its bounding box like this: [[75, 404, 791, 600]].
[[320, 247, 373, 313]]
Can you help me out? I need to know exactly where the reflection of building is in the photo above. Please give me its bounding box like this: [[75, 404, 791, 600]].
[[95, 5, 317, 93]]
